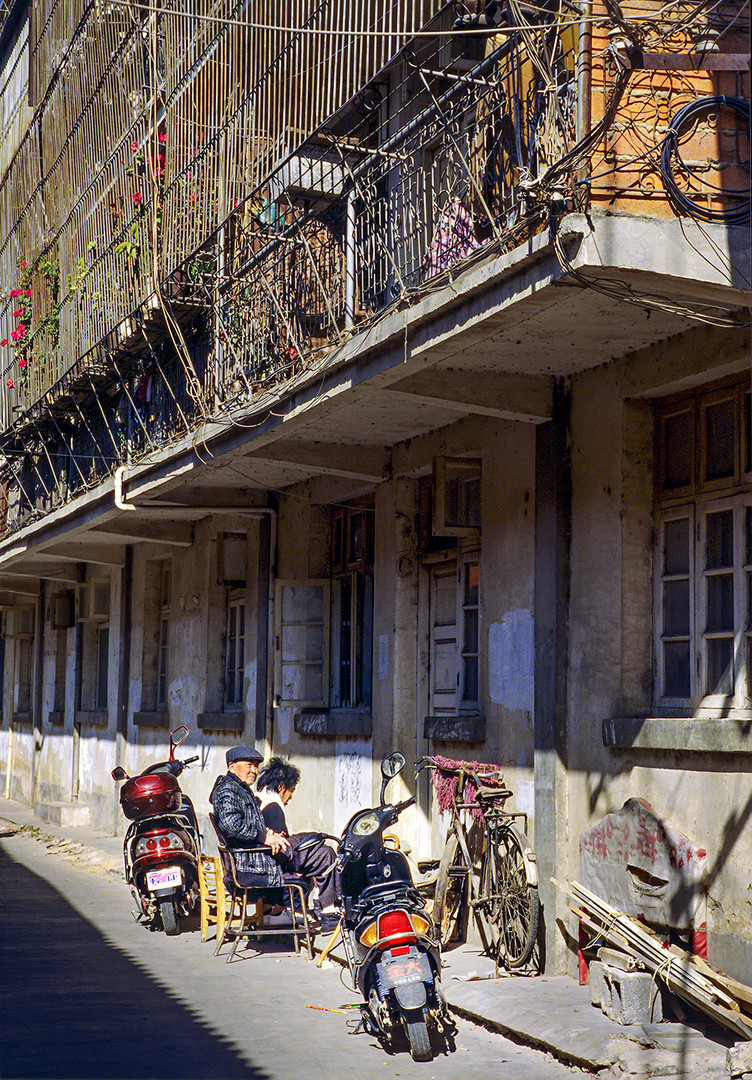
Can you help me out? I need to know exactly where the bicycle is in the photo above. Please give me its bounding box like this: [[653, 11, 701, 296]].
[[418, 755, 540, 970]]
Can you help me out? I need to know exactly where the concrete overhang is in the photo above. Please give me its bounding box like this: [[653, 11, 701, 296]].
[[0, 211, 748, 581]]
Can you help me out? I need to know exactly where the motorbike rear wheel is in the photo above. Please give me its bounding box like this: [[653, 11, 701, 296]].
[[402, 1009, 432, 1062], [160, 899, 179, 936]]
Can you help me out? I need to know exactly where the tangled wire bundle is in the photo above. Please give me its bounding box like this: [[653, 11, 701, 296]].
[[659, 95, 751, 226]]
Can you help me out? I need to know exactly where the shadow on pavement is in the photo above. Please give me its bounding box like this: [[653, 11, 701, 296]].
[[0, 845, 269, 1079]]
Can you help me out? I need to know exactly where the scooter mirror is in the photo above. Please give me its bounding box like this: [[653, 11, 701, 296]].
[[169, 725, 189, 756], [381, 752, 406, 779], [111, 766, 128, 781], [380, 752, 406, 804]]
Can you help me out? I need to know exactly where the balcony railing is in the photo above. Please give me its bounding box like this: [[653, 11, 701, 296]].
[[0, 0, 748, 537]]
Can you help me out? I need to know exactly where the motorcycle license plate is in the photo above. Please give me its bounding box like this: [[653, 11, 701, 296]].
[[146, 867, 181, 891], [378, 948, 432, 990]]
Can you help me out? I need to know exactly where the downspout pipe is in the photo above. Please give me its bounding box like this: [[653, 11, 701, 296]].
[[577, 2, 593, 147], [114, 465, 276, 516]]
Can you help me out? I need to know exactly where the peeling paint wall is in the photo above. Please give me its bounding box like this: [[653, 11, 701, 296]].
[[567, 334, 752, 982]]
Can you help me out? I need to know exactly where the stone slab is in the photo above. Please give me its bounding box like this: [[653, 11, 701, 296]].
[[35, 801, 91, 828]]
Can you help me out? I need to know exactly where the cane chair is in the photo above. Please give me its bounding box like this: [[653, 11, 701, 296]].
[[209, 814, 314, 962], [198, 853, 227, 944]]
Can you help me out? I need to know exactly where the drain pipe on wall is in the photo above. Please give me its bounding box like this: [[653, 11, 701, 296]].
[[577, 2, 593, 148], [114, 465, 276, 517]]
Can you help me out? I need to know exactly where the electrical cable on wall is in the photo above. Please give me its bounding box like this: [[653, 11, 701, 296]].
[[659, 96, 751, 226]]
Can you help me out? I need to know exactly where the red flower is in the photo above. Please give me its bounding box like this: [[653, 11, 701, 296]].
[[132, 192, 143, 205], [11, 330, 19, 342], [24, 289, 31, 297], [10, 289, 21, 297], [0, 339, 7, 346], [159, 132, 167, 144], [6, 378, 14, 388], [18, 358, 27, 369], [13, 310, 22, 318], [20, 261, 27, 268], [130, 140, 139, 151], [16, 323, 26, 336]]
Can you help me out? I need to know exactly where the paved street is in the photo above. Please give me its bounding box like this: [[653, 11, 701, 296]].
[[0, 828, 589, 1080]]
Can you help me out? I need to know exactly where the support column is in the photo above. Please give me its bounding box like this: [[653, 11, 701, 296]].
[[534, 379, 571, 973], [31, 580, 45, 807], [114, 546, 133, 831]]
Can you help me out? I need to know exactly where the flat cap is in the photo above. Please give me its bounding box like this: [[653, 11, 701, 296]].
[[226, 745, 264, 765]]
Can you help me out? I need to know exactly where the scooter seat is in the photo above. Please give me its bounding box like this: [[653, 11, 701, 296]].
[[360, 881, 411, 905]]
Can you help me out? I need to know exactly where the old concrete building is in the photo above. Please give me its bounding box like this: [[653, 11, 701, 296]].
[[0, 1, 749, 979]]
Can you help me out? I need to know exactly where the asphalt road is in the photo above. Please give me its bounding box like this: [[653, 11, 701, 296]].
[[0, 828, 588, 1080]]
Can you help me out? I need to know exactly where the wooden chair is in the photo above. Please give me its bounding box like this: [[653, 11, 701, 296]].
[[209, 814, 314, 963], [198, 854, 227, 944]]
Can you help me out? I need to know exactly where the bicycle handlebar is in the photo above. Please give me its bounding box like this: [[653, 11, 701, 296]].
[[417, 755, 504, 783]]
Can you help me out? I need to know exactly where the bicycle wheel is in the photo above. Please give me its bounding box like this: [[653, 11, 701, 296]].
[[476, 823, 539, 968], [432, 832, 468, 946]]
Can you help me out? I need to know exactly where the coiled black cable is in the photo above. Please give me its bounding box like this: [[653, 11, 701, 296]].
[[659, 95, 751, 225]]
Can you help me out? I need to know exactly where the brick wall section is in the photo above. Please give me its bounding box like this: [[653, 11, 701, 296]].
[[586, 0, 750, 219]]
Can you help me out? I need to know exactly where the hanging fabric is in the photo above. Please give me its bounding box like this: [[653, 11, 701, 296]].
[[423, 198, 481, 280]]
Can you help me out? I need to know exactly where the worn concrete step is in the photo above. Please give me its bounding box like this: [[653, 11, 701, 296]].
[[34, 801, 90, 828]]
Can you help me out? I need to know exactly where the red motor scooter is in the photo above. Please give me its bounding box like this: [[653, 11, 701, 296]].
[[111, 726, 200, 935]]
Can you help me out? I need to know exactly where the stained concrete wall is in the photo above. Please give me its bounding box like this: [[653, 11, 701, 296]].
[[565, 328, 752, 983]]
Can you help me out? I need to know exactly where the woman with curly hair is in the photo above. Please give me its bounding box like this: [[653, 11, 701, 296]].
[[257, 757, 339, 931]]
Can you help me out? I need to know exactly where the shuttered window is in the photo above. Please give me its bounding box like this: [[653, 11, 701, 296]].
[[274, 581, 330, 707]]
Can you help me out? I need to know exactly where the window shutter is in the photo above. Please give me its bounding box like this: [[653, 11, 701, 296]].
[[274, 580, 330, 707], [430, 566, 459, 714]]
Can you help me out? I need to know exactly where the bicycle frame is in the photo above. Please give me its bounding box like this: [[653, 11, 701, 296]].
[[421, 755, 540, 969]]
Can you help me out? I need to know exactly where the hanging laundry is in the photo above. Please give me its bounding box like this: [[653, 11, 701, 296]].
[[423, 198, 481, 281], [135, 373, 153, 403]]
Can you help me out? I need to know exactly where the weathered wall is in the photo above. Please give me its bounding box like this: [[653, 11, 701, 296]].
[[566, 327, 752, 980]]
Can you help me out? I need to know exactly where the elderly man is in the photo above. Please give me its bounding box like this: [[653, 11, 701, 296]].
[[209, 745, 290, 888]]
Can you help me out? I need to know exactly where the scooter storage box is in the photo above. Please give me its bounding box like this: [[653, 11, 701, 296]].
[[120, 773, 181, 819]]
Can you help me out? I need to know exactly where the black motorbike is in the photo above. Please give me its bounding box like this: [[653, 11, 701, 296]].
[[334, 752, 454, 1061], [111, 725, 200, 936]]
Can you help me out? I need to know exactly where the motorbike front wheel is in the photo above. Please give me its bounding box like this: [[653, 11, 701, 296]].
[[401, 1009, 432, 1062], [160, 899, 179, 936]]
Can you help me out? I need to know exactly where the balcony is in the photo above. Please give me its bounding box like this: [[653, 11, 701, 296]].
[[0, 1, 748, 539]]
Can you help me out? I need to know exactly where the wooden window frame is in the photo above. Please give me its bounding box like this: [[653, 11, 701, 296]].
[[224, 591, 246, 711], [274, 580, 330, 709], [654, 375, 752, 716]]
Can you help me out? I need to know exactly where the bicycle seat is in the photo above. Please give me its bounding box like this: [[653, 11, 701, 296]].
[[476, 785, 512, 801]]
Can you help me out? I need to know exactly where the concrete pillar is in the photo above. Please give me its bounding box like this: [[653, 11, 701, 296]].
[[534, 379, 571, 973]]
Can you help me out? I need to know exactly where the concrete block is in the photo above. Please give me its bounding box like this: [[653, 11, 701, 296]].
[[35, 801, 90, 828], [728, 1042, 752, 1078], [590, 960, 607, 1008], [591, 959, 664, 1025]]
